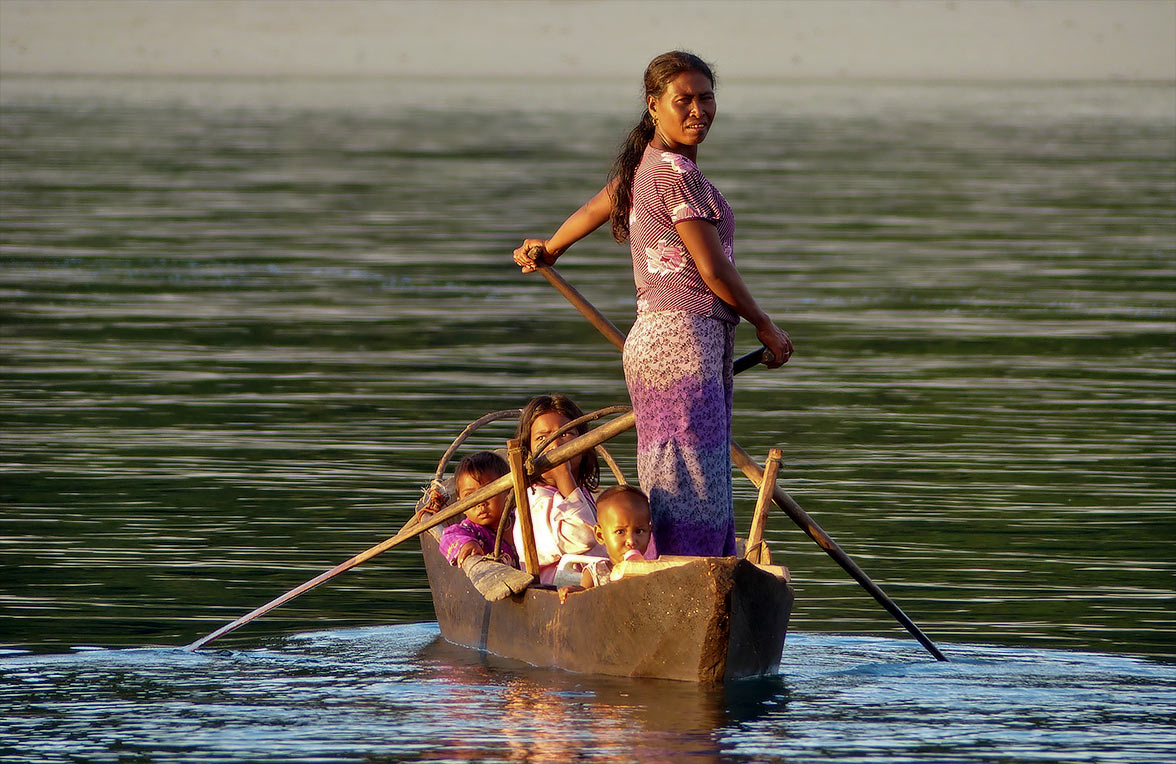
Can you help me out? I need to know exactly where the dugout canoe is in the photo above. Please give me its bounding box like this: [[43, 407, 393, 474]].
[[412, 405, 794, 682], [418, 524, 794, 683]]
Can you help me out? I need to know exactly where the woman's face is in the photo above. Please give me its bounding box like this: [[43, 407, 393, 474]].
[[648, 70, 716, 152]]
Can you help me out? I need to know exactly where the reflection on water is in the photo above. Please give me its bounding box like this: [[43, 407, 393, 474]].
[[417, 639, 760, 763], [2, 626, 1173, 764]]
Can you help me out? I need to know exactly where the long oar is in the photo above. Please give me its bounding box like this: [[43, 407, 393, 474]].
[[729, 444, 948, 661], [534, 263, 948, 661], [184, 410, 637, 651]]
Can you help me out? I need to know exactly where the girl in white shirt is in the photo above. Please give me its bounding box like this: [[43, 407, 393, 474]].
[[512, 394, 601, 584]]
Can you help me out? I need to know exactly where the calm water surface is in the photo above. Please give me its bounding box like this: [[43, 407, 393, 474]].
[[3, 627, 1175, 764], [1, 76, 1174, 761]]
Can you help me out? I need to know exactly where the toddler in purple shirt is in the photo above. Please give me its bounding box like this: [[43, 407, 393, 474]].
[[439, 451, 517, 568]]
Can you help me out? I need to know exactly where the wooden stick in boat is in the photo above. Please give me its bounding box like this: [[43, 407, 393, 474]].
[[596, 444, 628, 485], [433, 408, 521, 482], [507, 438, 541, 576], [184, 410, 637, 651], [533, 263, 949, 661], [745, 448, 782, 564]]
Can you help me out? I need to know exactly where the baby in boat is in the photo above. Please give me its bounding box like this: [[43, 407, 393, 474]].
[[558, 485, 658, 602], [438, 451, 518, 568]]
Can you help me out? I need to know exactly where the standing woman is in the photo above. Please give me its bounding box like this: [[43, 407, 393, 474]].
[[513, 51, 792, 556]]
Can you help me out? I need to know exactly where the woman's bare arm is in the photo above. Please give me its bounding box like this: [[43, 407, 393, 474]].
[[675, 219, 793, 368], [514, 179, 620, 272]]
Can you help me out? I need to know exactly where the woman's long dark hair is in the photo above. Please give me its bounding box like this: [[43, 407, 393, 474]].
[[608, 51, 716, 243]]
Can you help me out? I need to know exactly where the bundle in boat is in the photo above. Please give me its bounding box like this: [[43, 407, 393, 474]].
[[459, 554, 535, 601]]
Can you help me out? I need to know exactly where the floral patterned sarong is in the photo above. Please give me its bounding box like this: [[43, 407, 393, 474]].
[[623, 310, 736, 557]]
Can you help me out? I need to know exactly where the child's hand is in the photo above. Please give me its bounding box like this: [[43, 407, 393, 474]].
[[454, 541, 484, 566], [557, 585, 585, 604], [544, 460, 580, 499]]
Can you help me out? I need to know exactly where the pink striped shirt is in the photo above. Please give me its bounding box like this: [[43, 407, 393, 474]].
[[628, 145, 738, 324]]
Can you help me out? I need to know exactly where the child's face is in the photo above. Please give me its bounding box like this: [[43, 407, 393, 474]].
[[456, 472, 508, 529], [530, 410, 582, 475], [594, 493, 652, 563]]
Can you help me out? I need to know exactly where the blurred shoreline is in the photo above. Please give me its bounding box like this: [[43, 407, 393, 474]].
[[2, 0, 1173, 82]]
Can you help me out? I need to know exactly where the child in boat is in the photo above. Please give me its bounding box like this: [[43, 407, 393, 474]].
[[558, 485, 657, 602], [513, 394, 601, 585], [438, 451, 517, 568]]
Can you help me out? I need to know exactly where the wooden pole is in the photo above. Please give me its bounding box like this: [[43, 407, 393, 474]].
[[507, 438, 541, 576], [745, 447, 782, 564], [535, 264, 948, 661], [184, 410, 637, 651], [595, 444, 628, 485], [535, 264, 625, 349]]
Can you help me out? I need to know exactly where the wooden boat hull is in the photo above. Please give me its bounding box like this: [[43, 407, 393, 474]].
[[420, 530, 793, 682]]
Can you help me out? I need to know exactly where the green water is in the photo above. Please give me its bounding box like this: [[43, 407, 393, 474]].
[[1, 76, 1173, 666]]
